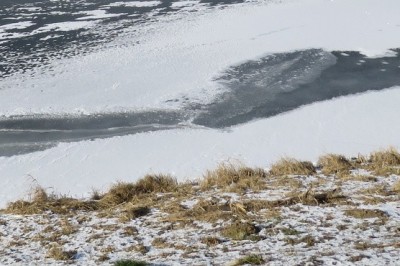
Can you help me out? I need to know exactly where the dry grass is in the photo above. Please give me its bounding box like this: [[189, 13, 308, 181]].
[[393, 179, 400, 192], [5, 175, 180, 215], [151, 237, 169, 249], [370, 148, 400, 167], [367, 148, 400, 176], [341, 174, 377, 182], [201, 236, 223, 246], [119, 205, 150, 222], [357, 184, 391, 197], [122, 226, 138, 236], [100, 174, 178, 206], [201, 164, 267, 192], [344, 209, 388, 219], [268, 176, 303, 189], [317, 154, 353, 176], [46, 244, 77, 261], [221, 220, 260, 240], [6, 187, 99, 215], [234, 254, 265, 265], [269, 158, 316, 176], [164, 198, 233, 223], [285, 235, 316, 247]]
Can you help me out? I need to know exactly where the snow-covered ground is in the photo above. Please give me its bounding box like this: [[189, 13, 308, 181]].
[[1, 165, 399, 265], [0, 0, 400, 208]]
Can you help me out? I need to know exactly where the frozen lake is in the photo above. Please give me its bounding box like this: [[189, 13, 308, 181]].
[[1, 48, 400, 156], [1, 1, 399, 156]]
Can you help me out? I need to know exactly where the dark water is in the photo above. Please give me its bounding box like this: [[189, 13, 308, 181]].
[[1, 1, 400, 156]]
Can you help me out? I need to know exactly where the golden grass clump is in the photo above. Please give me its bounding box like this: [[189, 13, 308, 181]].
[[46, 244, 77, 261], [100, 174, 178, 206], [317, 154, 352, 176], [370, 148, 400, 167], [201, 164, 267, 192], [269, 158, 316, 176], [134, 174, 179, 193], [5, 187, 98, 215], [367, 148, 400, 176]]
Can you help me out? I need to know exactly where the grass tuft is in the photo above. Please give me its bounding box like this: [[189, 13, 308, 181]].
[[101, 174, 178, 206], [221, 220, 259, 240], [201, 164, 267, 192], [46, 244, 77, 261], [344, 208, 388, 219], [120, 206, 151, 222], [6, 187, 98, 215], [269, 158, 316, 176], [234, 254, 265, 265], [367, 148, 400, 176], [317, 154, 352, 176], [370, 148, 400, 167], [201, 236, 223, 246], [114, 259, 148, 266], [393, 179, 400, 192]]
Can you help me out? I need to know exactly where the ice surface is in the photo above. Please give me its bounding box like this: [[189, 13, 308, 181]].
[[1, 0, 400, 116], [0, 87, 399, 207]]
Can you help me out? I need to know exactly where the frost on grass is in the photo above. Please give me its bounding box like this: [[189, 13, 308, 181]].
[[1, 149, 400, 265]]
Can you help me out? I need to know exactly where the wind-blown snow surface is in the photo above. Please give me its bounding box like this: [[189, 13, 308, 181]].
[[1, 0, 400, 207], [1, 0, 400, 115]]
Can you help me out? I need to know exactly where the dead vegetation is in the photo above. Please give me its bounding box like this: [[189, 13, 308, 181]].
[[269, 158, 316, 176], [233, 254, 265, 265], [367, 148, 400, 176], [5, 174, 181, 215], [244, 188, 347, 210], [344, 209, 388, 219], [46, 244, 77, 261], [393, 179, 400, 192], [201, 236, 223, 246], [100, 174, 179, 206], [5, 187, 99, 215], [221, 220, 260, 240], [164, 197, 233, 223], [284, 235, 316, 247], [1, 148, 400, 265], [201, 164, 267, 192], [318, 154, 353, 176]]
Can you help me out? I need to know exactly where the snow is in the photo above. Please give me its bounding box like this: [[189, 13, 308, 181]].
[[1, 171, 399, 265], [0, 0, 399, 236], [171, 1, 200, 8], [104, 1, 162, 8], [1, 0, 400, 116], [0, 21, 35, 31], [1, 87, 400, 208], [75, 10, 126, 21], [32, 21, 95, 34]]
